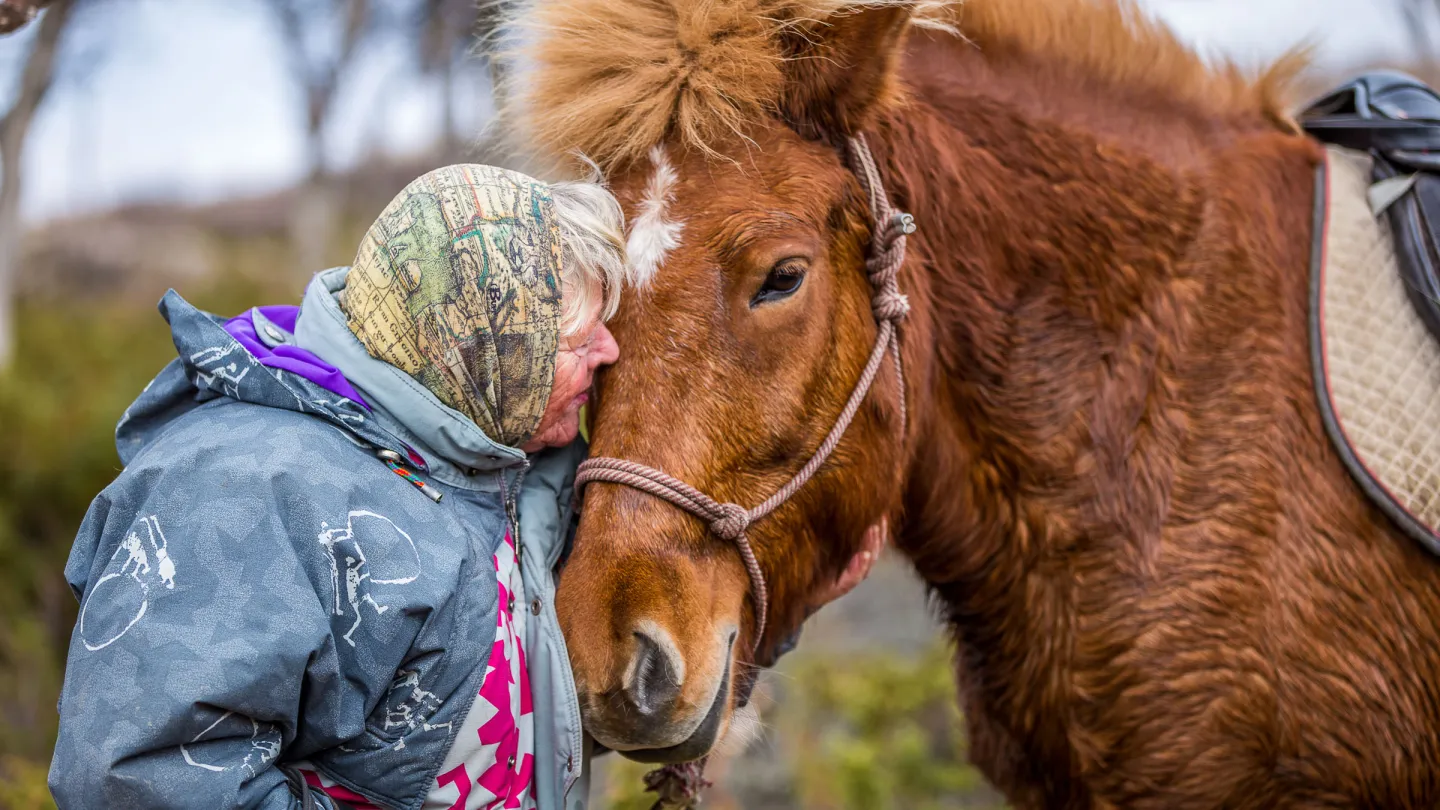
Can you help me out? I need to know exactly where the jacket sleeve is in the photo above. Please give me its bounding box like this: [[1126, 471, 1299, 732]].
[[48, 459, 355, 810]]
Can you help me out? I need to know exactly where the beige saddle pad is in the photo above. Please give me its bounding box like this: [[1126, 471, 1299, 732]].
[[1314, 144, 1440, 554]]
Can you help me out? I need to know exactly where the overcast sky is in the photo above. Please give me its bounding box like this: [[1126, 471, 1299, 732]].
[[0, 0, 1429, 223]]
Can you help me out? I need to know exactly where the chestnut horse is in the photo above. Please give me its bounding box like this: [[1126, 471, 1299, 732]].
[[500, 0, 1440, 805]]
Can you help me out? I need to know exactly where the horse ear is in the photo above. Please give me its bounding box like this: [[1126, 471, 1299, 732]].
[[779, 4, 914, 141]]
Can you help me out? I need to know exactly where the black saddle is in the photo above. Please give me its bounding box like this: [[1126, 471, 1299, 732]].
[[1302, 72, 1440, 339]]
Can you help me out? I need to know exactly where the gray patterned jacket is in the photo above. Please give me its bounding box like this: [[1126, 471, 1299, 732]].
[[49, 268, 590, 810]]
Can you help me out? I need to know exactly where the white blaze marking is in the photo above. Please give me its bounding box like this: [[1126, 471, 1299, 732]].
[[625, 145, 684, 286]]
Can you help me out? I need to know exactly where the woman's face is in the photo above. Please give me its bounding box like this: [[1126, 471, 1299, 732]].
[[523, 289, 620, 452]]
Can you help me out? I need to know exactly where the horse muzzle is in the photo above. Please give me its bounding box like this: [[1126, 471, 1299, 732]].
[[580, 626, 736, 763]]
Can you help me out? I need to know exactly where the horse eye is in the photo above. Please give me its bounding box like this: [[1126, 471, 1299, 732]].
[[751, 261, 807, 307]]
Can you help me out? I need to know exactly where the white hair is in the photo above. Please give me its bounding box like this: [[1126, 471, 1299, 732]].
[[548, 173, 626, 334]]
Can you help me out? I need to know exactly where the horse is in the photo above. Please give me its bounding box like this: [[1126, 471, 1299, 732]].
[[497, 0, 1440, 805]]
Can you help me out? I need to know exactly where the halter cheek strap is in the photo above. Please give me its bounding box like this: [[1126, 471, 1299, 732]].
[[573, 132, 914, 657]]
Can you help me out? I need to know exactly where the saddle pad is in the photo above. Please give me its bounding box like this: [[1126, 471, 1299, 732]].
[[1313, 144, 1440, 555]]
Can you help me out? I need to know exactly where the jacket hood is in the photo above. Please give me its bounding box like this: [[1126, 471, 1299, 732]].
[[117, 291, 406, 466], [294, 267, 527, 477]]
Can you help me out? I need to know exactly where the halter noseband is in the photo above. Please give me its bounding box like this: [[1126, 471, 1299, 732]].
[[573, 132, 913, 657]]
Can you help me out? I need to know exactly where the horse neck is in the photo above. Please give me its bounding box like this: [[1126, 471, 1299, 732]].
[[874, 35, 1321, 621]]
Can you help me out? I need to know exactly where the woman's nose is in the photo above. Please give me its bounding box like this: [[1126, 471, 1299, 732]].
[[592, 323, 620, 367]]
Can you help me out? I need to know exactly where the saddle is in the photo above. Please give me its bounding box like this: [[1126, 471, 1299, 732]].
[[1301, 72, 1440, 555]]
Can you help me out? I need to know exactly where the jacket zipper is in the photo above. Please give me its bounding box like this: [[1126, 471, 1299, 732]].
[[503, 459, 531, 555]]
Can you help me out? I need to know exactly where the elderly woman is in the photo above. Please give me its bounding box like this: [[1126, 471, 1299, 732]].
[[49, 165, 623, 810]]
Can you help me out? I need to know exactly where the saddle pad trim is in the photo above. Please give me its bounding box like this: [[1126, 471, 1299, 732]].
[[1309, 151, 1440, 556]]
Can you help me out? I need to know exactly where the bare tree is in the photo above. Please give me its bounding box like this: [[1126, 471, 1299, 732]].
[[265, 0, 371, 269], [415, 0, 479, 156], [0, 0, 74, 365], [1401, 0, 1440, 75]]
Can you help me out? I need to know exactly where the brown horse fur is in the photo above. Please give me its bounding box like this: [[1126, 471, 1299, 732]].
[[503, 0, 1440, 805]]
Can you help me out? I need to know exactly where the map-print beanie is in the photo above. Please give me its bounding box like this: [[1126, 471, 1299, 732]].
[[341, 164, 564, 448]]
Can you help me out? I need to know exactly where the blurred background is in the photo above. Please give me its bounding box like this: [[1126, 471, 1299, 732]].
[[0, 1, 1433, 807]]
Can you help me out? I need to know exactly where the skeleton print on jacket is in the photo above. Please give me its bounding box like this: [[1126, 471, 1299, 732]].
[[296, 531, 536, 810]]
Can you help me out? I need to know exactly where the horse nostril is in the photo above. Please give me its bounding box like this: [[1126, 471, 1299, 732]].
[[626, 629, 682, 717]]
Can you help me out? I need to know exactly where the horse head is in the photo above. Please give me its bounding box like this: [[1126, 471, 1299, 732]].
[[501, 0, 923, 762]]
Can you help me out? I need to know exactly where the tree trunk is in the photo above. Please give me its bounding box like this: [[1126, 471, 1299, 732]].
[[1401, 0, 1440, 75], [267, 0, 370, 273], [0, 140, 22, 366], [439, 51, 457, 157], [292, 112, 335, 273], [0, 0, 74, 366]]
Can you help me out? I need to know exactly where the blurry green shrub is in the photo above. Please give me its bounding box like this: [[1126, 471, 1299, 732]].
[[596, 755, 662, 810], [0, 754, 55, 810], [782, 643, 992, 810]]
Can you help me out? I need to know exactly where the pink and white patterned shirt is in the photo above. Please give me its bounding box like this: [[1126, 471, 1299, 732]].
[[299, 530, 535, 810]]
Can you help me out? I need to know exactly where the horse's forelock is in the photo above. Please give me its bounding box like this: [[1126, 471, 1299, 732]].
[[492, 0, 790, 171]]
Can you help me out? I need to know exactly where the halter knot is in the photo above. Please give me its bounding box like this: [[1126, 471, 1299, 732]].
[[864, 209, 913, 324], [872, 288, 911, 322], [709, 503, 750, 541]]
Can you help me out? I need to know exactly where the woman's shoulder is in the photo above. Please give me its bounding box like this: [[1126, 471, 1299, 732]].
[[129, 397, 377, 471], [80, 395, 504, 653], [103, 399, 476, 569]]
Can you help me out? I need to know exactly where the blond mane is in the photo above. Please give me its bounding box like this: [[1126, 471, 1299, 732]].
[[491, 0, 1306, 171]]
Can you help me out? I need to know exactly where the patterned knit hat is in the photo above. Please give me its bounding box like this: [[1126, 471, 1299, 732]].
[[342, 164, 564, 447]]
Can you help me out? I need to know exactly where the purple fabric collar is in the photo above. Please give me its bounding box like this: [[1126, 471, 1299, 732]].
[[223, 305, 370, 409]]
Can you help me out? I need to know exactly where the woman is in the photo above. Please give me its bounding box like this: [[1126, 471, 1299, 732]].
[[48, 164, 624, 810]]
